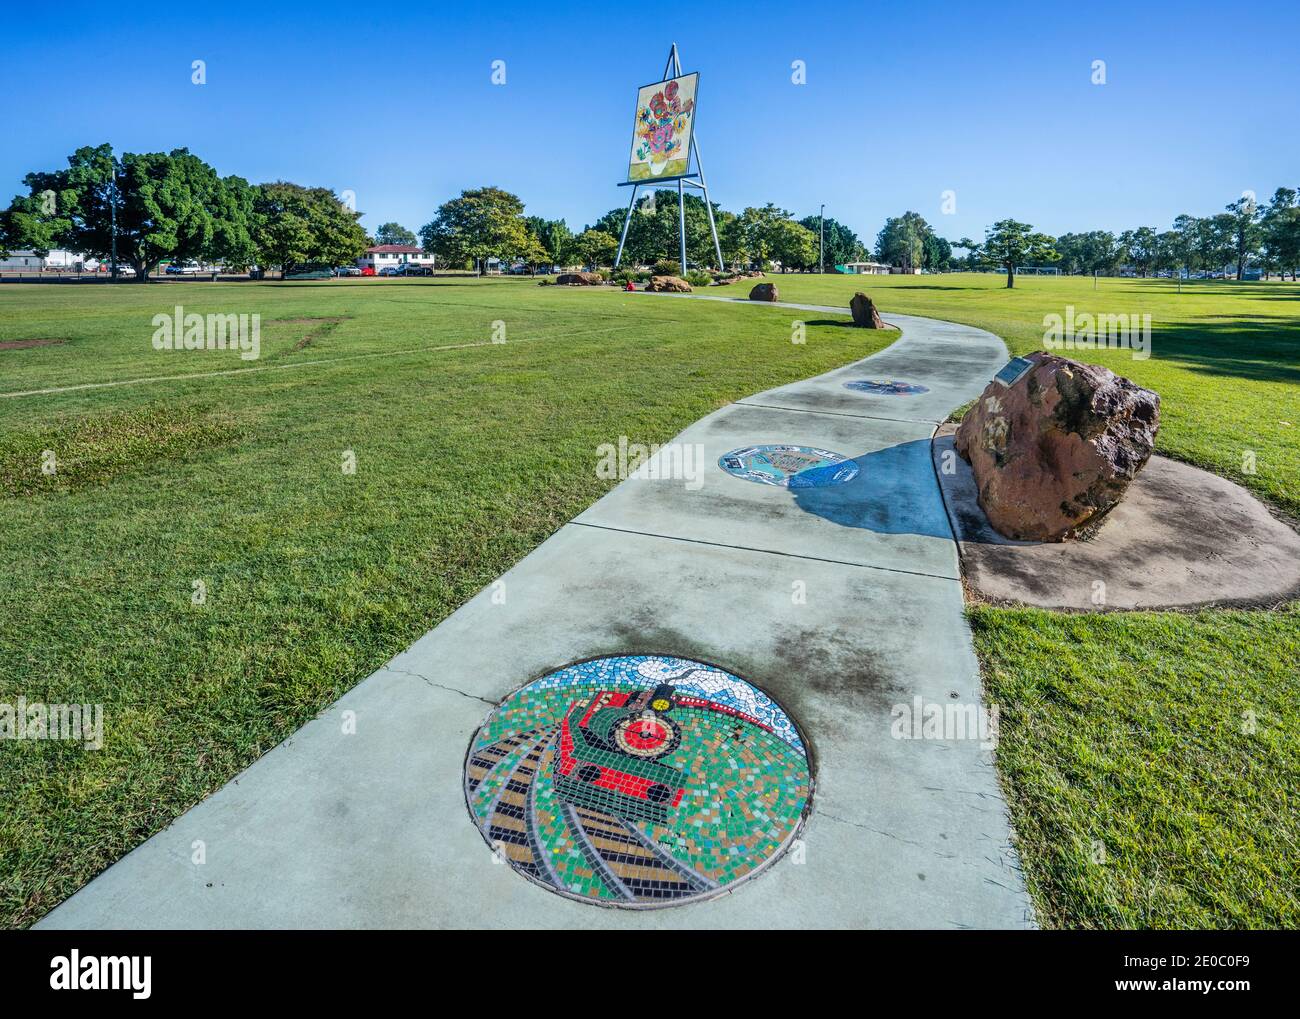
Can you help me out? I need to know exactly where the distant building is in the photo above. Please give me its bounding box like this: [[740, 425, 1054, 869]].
[[0, 249, 97, 271], [842, 261, 891, 275], [889, 266, 922, 275], [357, 244, 435, 271]]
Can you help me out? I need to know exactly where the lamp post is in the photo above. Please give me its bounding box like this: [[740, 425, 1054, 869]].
[[109, 154, 120, 280], [819, 204, 825, 274]]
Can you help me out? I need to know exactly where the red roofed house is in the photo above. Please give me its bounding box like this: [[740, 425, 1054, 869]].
[[357, 244, 436, 272]]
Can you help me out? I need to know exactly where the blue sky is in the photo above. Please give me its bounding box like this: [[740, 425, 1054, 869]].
[[3, 0, 1295, 246]]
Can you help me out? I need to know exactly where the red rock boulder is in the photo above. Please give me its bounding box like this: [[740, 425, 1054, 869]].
[[645, 275, 692, 293], [849, 292, 886, 328], [954, 352, 1160, 541], [749, 282, 779, 302], [555, 272, 603, 285]]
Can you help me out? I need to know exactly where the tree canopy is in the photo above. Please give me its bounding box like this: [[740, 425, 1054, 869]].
[[1, 143, 245, 279], [525, 216, 571, 266], [972, 219, 1060, 287], [419, 187, 537, 273], [252, 181, 369, 273], [797, 215, 867, 269], [374, 222, 417, 246]]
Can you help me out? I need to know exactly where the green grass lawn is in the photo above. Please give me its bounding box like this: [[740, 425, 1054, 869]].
[[0, 277, 890, 928], [1, 272, 1297, 929], [761, 273, 1300, 517], [767, 272, 1300, 928]]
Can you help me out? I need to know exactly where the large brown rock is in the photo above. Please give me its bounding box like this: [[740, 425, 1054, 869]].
[[555, 272, 603, 285], [954, 352, 1160, 541], [849, 292, 885, 328], [749, 282, 779, 301], [645, 275, 692, 293]]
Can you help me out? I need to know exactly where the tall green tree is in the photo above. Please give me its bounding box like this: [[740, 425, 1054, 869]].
[[1119, 226, 1159, 276], [797, 215, 865, 270], [1171, 215, 1202, 277], [732, 204, 799, 270], [208, 174, 257, 271], [2, 143, 241, 280], [768, 218, 818, 272], [1261, 188, 1300, 280], [1195, 214, 1236, 275], [1224, 195, 1263, 278], [253, 182, 369, 274], [715, 209, 746, 268], [525, 216, 571, 266], [374, 222, 417, 246], [568, 228, 618, 270], [420, 187, 534, 274], [922, 233, 952, 271], [875, 212, 931, 271], [975, 219, 1059, 288]]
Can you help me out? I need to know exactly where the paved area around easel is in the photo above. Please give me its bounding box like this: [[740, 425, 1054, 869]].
[[39, 300, 1034, 930]]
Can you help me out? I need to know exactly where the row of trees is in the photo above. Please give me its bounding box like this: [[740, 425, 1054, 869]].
[[6, 144, 1297, 283], [0, 144, 369, 280], [1047, 192, 1300, 280], [380, 191, 871, 275]]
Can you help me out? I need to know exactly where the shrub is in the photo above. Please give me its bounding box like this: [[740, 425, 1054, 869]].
[[651, 259, 682, 277], [684, 270, 713, 287]]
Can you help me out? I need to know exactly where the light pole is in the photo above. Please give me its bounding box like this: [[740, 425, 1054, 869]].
[[819, 204, 825, 274], [109, 154, 119, 280]]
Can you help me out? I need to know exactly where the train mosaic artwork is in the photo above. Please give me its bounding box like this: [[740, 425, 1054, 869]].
[[464, 655, 811, 907]]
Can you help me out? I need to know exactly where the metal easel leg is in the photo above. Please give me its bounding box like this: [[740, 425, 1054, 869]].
[[614, 184, 639, 270]]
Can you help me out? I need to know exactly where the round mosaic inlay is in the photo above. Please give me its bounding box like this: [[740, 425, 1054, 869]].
[[718, 444, 860, 488], [843, 379, 930, 396], [464, 655, 812, 907]]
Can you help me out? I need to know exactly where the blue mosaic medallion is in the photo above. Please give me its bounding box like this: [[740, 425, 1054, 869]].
[[843, 379, 930, 396], [464, 655, 812, 907], [718, 444, 860, 489]]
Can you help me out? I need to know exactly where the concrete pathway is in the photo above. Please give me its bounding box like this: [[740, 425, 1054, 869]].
[[38, 300, 1033, 930]]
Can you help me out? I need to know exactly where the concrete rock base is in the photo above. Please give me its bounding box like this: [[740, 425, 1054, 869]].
[[933, 424, 1300, 610]]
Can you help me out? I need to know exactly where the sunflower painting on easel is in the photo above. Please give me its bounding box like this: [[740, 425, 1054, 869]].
[[627, 73, 698, 181]]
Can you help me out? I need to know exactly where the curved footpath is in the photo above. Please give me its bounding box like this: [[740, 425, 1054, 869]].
[[39, 300, 1034, 930]]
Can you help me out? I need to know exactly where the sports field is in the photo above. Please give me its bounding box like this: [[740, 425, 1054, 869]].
[[1, 273, 1297, 928]]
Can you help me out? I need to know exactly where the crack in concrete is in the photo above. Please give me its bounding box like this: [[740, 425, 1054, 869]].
[[384, 666, 496, 706]]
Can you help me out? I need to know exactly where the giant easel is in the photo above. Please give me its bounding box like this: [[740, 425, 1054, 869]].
[[613, 44, 724, 272]]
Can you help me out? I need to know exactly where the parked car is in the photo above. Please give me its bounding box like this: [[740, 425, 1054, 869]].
[[165, 263, 204, 275], [360, 265, 376, 276], [377, 265, 401, 276], [397, 263, 433, 276], [335, 265, 362, 277]]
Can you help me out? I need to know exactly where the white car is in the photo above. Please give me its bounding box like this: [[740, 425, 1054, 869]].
[[377, 265, 401, 276]]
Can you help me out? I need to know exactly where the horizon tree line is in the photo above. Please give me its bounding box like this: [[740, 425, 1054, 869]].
[[3, 144, 1296, 282]]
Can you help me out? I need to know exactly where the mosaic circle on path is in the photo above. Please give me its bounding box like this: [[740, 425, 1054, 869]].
[[843, 379, 930, 396], [718, 444, 860, 489], [464, 655, 812, 907]]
